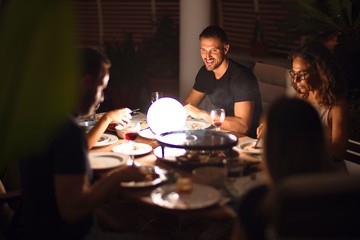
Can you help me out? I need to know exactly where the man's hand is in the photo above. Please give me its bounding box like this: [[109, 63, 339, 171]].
[[109, 165, 146, 183], [105, 108, 132, 127], [184, 104, 206, 120]]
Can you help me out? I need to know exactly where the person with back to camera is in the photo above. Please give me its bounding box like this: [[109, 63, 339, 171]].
[[20, 47, 148, 239], [232, 97, 339, 240], [183, 25, 262, 138], [257, 42, 348, 162]]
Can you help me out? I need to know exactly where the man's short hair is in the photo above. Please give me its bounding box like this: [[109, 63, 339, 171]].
[[199, 25, 228, 44], [80, 47, 110, 80]]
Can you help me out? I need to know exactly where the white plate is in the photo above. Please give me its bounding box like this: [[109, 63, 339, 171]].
[[184, 119, 211, 130], [151, 183, 221, 210], [112, 142, 152, 156], [235, 139, 262, 155], [153, 146, 186, 162], [120, 166, 168, 188], [88, 152, 128, 170], [94, 134, 118, 147], [139, 128, 156, 140]]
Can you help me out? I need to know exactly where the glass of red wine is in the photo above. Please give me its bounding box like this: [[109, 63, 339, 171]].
[[124, 121, 141, 165], [210, 108, 225, 131]]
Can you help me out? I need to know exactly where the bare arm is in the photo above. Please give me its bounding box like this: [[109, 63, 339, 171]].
[[183, 89, 205, 106], [87, 108, 131, 149], [184, 100, 255, 135], [329, 100, 348, 162], [221, 101, 255, 135], [54, 165, 145, 224]]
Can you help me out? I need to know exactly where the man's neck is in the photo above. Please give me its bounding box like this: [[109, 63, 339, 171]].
[[213, 58, 229, 80]]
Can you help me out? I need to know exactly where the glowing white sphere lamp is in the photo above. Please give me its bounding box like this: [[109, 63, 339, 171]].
[[147, 97, 186, 135]]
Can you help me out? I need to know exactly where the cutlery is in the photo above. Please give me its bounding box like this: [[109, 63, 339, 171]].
[[254, 138, 261, 149], [131, 108, 140, 115]]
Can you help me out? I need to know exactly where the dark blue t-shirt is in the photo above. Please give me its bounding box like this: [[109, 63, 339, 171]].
[[21, 118, 93, 239], [193, 58, 262, 138]]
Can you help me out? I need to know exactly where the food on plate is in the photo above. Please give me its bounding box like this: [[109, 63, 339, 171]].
[[175, 150, 228, 164], [97, 136, 108, 143], [140, 166, 160, 182], [186, 122, 202, 130], [175, 177, 193, 193], [243, 143, 262, 152], [94, 112, 106, 121], [144, 171, 159, 182], [140, 121, 148, 129]]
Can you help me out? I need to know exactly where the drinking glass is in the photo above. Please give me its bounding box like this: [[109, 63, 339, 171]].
[[151, 91, 163, 103], [210, 108, 225, 131], [124, 122, 141, 165]]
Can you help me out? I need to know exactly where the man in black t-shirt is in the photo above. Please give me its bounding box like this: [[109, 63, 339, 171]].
[[184, 25, 262, 138]]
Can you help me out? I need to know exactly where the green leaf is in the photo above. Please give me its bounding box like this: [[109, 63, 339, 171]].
[[298, 0, 342, 31], [0, 0, 79, 171]]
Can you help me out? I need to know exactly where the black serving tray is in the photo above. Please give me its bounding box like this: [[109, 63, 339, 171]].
[[156, 129, 238, 151]]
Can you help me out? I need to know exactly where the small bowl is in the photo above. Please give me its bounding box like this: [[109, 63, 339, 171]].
[[115, 125, 125, 139], [192, 166, 227, 188]]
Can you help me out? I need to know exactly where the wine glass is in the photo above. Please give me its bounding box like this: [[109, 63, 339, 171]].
[[151, 91, 163, 103], [124, 121, 141, 165], [210, 108, 225, 131]]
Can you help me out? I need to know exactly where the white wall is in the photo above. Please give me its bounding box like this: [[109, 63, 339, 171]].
[[179, 0, 211, 102]]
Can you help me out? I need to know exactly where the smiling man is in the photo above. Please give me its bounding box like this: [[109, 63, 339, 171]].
[[183, 25, 262, 138]]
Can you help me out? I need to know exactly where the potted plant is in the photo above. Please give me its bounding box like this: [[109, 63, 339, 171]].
[[278, 0, 360, 82], [142, 15, 179, 101], [277, 0, 360, 138], [103, 32, 145, 109]]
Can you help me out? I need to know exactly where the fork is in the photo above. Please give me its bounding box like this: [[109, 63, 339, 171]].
[[254, 138, 261, 149]]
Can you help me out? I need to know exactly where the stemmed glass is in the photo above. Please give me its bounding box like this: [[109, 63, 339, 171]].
[[210, 108, 225, 131], [124, 121, 141, 165], [151, 91, 163, 103]]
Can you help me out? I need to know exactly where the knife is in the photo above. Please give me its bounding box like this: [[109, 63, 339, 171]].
[[131, 108, 140, 115]]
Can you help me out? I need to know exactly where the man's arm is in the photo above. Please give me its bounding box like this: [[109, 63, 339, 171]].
[[54, 165, 145, 224], [221, 101, 254, 135], [87, 108, 131, 149], [183, 89, 205, 106], [183, 89, 209, 120]]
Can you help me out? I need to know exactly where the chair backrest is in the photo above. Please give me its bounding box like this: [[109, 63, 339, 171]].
[[344, 138, 360, 175], [253, 62, 296, 113], [269, 173, 360, 240]]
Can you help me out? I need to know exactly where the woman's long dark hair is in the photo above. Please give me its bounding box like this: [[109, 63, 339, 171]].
[[289, 42, 347, 108]]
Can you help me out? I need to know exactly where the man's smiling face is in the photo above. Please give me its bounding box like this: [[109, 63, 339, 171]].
[[200, 37, 229, 71]]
